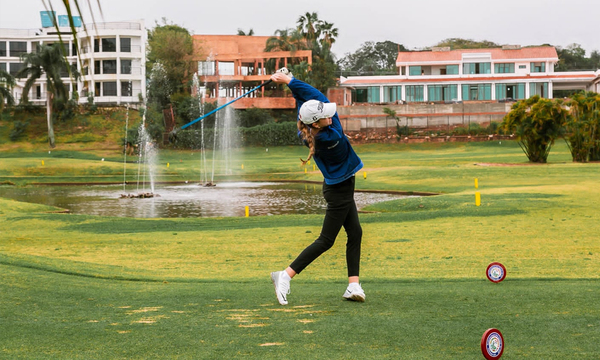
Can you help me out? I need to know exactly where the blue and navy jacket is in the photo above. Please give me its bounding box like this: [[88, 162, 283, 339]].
[[288, 78, 363, 185]]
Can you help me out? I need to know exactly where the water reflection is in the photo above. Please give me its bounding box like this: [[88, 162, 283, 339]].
[[0, 182, 407, 218]]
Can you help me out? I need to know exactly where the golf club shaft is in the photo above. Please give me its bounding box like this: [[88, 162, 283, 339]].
[[180, 80, 273, 130]]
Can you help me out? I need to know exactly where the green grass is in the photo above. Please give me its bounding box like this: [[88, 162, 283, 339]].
[[1, 141, 600, 358]]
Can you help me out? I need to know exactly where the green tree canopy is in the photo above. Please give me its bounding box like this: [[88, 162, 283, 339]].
[[338, 41, 407, 76], [266, 12, 339, 94], [555, 44, 600, 71], [433, 38, 500, 49], [146, 19, 194, 100], [502, 96, 568, 163]]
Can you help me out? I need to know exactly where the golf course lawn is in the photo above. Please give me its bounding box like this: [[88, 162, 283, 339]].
[[1, 141, 599, 359]]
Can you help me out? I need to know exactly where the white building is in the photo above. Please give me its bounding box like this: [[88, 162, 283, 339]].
[[339, 46, 600, 104], [0, 19, 146, 106]]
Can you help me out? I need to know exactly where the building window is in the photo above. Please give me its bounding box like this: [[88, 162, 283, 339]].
[[198, 61, 215, 76], [94, 60, 101, 75], [71, 42, 78, 56], [428, 84, 458, 102], [519, 65, 526, 69], [463, 62, 491, 74], [383, 86, 402, 103], [103, 82, 117, 96], [405, 85, 424, 102], [367, 86, 380, 103], [409, 66, 422, 76], [530, 62, 546, 73], [95, 82, 101, 96], [103, 60, 117, 74], [530, 82, 548, 98], [121, 60, 132, 74], [494, 63, 515, 73], [120, 38, 131, 52], [9, 62, 24, 77], [121, 81, 132, 96], [9, 42, 27, 57], [218, 62, 235, 76], [496, 83, 526, 100], [0, 42, 6, 57], [102, 38, 117, 52], [445, 65, 459, 75], [353, 88, 367, 103], [461, 84, 492, 101], [94, 39, 100, 53], [0, 62, 6, 71]]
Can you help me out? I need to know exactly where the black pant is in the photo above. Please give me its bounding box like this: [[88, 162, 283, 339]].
[[290, 176, 363, 277]]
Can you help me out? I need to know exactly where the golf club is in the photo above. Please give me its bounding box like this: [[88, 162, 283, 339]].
[[174, 67, 290, 133]]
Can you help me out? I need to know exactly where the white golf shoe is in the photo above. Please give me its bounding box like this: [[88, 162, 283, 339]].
[[270, 271, 291, 305], [343, 283, 366, 302]]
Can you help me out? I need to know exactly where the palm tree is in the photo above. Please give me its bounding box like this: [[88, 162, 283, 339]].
[[0, 70, 16, 112], [16, 44, 79, 148], [237, 28, 255, 36], [316, 21, 338, 48], [264, 28, 308, 73], [297, 12, 320, 45]]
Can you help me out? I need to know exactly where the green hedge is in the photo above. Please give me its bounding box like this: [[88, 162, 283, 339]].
[[169, 122, 302, 149]]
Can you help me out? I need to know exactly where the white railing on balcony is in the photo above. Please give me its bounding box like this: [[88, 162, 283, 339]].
[[84, 22, 142, 31]]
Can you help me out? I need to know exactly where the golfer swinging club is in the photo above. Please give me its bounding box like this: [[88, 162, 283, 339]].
[[270, 70, 365, 305]]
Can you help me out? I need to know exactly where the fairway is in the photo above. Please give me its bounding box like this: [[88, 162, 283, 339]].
[[1, 141, 599, 359]]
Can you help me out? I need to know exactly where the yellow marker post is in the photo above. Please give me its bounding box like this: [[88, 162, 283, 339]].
[[241, 164, 244, 170], [245, 206, 249, 217], [307, 160, 310, 165], [167, 163, 170, 168], [475, 191, 481, 206], [363, 171, 367, 179], [475, 178, 479, 188], [313, 164, 316, 171], [41, 160, 45, 166], [304, 168, 307, 174]]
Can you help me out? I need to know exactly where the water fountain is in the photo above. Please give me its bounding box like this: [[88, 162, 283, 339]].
[[121, 63, 167, 198]]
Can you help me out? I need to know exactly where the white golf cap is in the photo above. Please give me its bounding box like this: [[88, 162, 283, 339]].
[[299, 100, 337, 125]]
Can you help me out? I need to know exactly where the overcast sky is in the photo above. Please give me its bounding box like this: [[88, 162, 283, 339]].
[[1, 0, 599, 58]]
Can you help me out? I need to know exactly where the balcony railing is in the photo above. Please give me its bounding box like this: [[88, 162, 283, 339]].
[[85, 22, 142, 31]]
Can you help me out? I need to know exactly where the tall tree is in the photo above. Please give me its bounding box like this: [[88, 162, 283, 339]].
[[338, 41, 407, 76], [0, 70, 15, 112], [316, 21, 338, 47], [555, 44, 600, 71], [146, 20, 194, 99], [564, 92, 600, 162], [266, 12, 339, 93], [297, 12, 320, 45], [16, 44, 79, 148]]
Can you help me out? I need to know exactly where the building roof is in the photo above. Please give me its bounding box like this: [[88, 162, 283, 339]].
[[193, 35, 274, 59], [396, 46, 559, 65]]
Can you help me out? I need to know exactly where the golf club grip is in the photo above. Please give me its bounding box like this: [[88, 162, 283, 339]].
[[262, 79, 273, 86]]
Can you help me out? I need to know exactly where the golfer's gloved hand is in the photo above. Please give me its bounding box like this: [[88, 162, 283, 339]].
[[270, 72, 292, 85]]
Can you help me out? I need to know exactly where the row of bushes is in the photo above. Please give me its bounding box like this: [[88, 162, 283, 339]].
[[394, 121, 506, 137], [169, 122, 303, 149]]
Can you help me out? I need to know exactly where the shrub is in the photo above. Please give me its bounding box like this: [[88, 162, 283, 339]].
[[238, 107, 275, 127], [242, 122, 302, 147], [9, 120, 29, 141]]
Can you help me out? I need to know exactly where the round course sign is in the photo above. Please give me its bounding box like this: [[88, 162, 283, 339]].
[[486, 262, 506, 283], [481, 328, 504, 359]]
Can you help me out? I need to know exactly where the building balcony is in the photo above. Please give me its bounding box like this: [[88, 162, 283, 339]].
[[209, 96, 296, 110]]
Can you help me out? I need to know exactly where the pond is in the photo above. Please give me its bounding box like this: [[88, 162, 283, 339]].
[[0, 182, 407, 218]]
